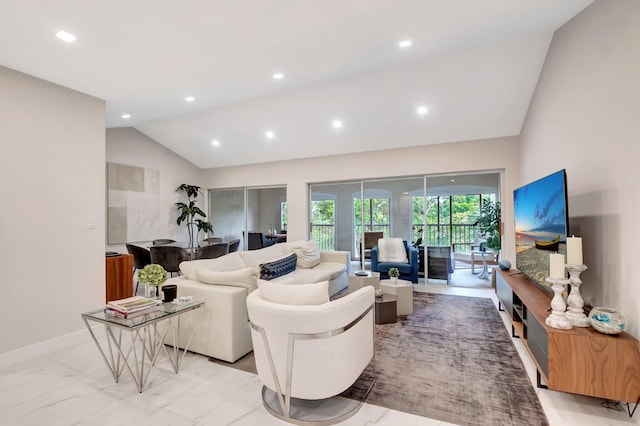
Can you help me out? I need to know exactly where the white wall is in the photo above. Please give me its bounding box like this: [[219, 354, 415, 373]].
[[0, 66, 105, 354], [105, 128, 204, 252], [519, 1, 640, 336], [210, 189, 245, 247], [202, 136, 520, 263]]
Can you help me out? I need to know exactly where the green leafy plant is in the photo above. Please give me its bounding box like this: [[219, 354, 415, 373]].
[[175, 184, 213, 250], [138, 264, 167, 287], [412, 226, 423, 246], [474, 200, 501, 252], [388, 267, 400, 278]]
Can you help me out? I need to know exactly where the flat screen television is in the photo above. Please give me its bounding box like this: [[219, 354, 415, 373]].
[[513, 169, 569, 295]]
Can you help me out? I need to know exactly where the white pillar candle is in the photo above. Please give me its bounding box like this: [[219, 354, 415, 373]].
[[567, 236, 583, 266], [550, 253, 566, 279]]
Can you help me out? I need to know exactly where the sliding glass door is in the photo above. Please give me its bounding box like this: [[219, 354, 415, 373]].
[[310, 178, 424, 270], [209, 188, 245, 249], [246, 187, 287, 235], [209, 185, 286, 251], [309, 172, 501, 282], [362, 177, 425, 272], [309, 181, 361, 252]]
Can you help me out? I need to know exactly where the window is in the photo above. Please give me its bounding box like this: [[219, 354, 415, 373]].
[[412, 194, 493, 249], [354, 197, 390, 238], [281, 201, 287, 231], [310, 200, 335, 250]]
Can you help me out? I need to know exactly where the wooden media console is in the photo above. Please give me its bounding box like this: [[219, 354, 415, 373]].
[[496, 269, 640, 404], [106, 254, 133, 302]]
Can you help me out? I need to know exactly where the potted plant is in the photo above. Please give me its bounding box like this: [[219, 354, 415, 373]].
[[138, 264, 167, 299], [474, 200, 501, 253], [175, 184, 213, 252], [412, 226, 424, 247], [388, 267, 400, 283]]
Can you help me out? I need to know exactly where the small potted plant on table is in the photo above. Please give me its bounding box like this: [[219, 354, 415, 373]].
[[388, 267, 400, 284], [138, 264, 168, 299]]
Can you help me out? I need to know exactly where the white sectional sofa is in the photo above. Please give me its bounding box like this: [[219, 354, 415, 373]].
[[163, 241, 351, 362]]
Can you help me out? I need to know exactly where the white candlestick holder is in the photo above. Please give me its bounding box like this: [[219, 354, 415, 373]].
[[545, 277, 572, 329], [565, 264, 591, 327]]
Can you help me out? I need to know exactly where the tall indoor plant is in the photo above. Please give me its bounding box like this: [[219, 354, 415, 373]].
[[475, 200, 501, 252], [175, 184, 213, 251]]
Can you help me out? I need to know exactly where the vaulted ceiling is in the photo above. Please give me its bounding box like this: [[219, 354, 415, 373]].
[[0, 0, 592, 168]]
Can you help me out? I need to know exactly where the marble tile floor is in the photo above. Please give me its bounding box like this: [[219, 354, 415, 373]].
[[0, 285, 637, 426], [0, 334, 454, 426]]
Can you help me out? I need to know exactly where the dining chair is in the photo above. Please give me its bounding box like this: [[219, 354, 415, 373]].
[[247, 232, 264, 250], [227, 238, 241, 253], [125, 243, 151, 295], [152, 238, 176, 246], [150, 246, 190, 277], [203, 237, 223, 244], [360, 231, 384, 268], [195, 242, 230, 260]]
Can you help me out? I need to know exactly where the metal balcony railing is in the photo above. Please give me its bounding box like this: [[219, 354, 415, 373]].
[[312, 223, 479, 254], [310, 224, 335, 251], [412, 224, 480, 251]]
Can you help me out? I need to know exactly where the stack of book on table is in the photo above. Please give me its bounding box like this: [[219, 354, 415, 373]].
[[105, 296, 162, 319]]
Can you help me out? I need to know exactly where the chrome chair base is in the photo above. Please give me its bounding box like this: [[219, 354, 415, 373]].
[[261, 386, 367, 426]]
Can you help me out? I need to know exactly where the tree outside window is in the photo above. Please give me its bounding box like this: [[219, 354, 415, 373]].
[[310, 200, 335, 250], [281, 201, 287, 231], [354, 198, 390, 237], [411, 194, 495, 248]]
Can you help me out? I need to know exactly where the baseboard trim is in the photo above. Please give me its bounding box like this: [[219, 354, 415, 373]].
[[0, 326, 102, 370]]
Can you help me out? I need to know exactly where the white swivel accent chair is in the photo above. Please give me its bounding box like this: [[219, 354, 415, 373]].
[[246, 286, 375, 425]]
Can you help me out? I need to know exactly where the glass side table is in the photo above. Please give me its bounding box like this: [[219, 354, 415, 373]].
[[81, 300, 204, 392]]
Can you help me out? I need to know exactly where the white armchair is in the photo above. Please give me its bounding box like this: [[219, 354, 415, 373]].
[[246, 285, 375, 424]]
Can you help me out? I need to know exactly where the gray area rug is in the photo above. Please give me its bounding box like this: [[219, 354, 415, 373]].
[[210, 293, 548, 426]]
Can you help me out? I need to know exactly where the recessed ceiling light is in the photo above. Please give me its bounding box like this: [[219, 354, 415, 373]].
[[185, 96, 195, 102], [56, 30, 76, 43], [416, 105, 429, 115], [398, 39, 412, 48], [273, 73, 284, 80], [211, 140, 220, 147], [332, 120, 343, 129], [265, 131, 275, 139], [121, 114, 131, 119], [451, 179, 456, 182]]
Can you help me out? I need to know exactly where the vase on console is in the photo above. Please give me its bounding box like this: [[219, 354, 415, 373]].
[[145, 284, 160, 300], [138, 264, 167, 300]]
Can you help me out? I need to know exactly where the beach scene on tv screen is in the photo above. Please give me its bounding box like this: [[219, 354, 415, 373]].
[[514, 170, 568, 289]]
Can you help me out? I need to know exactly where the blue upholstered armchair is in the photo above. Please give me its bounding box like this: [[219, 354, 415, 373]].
[[371, 239, 419, 283]]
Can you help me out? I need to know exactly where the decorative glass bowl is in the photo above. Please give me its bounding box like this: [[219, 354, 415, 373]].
[[589, 307, 625, 334]]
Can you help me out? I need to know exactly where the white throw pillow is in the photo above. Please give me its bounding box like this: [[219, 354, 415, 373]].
[[179, 252, 246, 279], [291, 240, 321, 269], [377, 238, 408, 263], [258, 279, 329, 305], [194, 267, 258, 291], [238, 244, 290, 268]]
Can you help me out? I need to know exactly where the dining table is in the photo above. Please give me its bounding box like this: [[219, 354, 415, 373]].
[[150, 240, 217, 254], [264, 233, 287, 243]]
